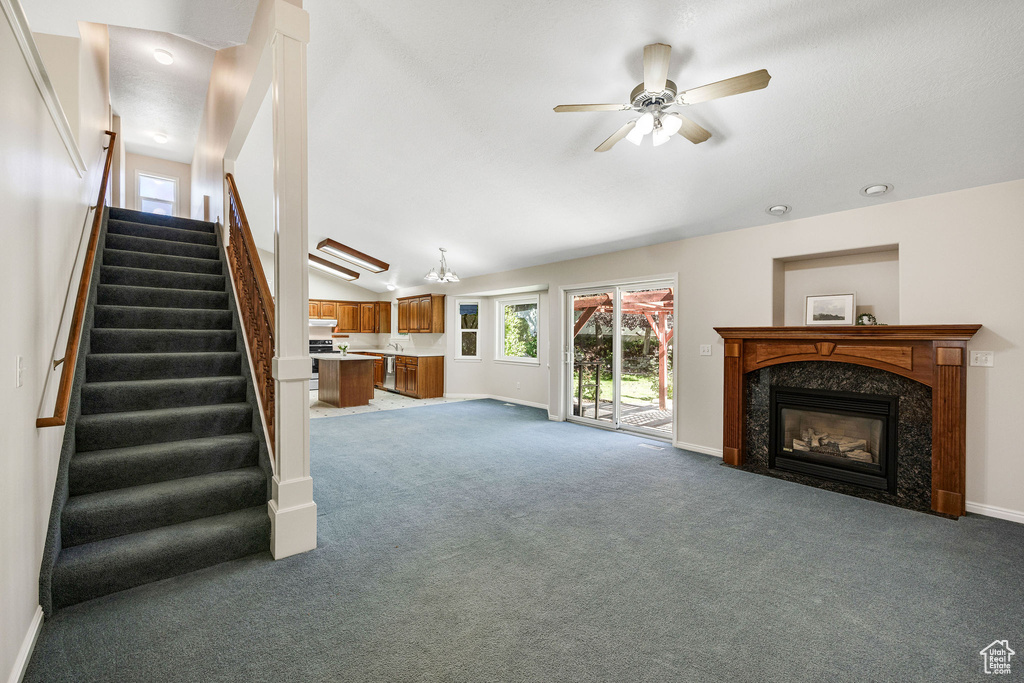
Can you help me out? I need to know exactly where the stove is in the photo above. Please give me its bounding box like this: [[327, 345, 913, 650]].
[[309, 339, 338, 390]]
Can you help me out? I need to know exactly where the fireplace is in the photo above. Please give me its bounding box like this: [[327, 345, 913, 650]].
[[770, 386, 897, 492], [712, 325, 981, 517]]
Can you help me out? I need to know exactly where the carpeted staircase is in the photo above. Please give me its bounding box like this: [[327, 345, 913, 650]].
[[43, 207, 271, 612]]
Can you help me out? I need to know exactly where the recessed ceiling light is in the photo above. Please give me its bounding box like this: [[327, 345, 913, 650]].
[[386, 284, 396, 291], [860, 183, 893, 197], [152, 133, 168, 144], [153, 49, 174, 65], [766, 204, 791, 217]]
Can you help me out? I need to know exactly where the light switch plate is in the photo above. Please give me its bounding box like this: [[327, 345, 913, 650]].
[[16, 356, 24, 387], [699, 345, 712, 357], [970, 351, 994, 367]]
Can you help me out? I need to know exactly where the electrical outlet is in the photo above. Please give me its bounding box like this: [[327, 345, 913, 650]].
[[970, 351, 994, 367], [16, 356, 24, 388], [516, 381, 521, 390], [699, 344, 712, 357]]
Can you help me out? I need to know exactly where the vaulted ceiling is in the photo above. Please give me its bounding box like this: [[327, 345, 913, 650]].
[[304, 0, 1024, 291]]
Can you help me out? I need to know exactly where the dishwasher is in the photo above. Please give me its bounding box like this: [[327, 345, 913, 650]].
[[382, 354, 397, 391]]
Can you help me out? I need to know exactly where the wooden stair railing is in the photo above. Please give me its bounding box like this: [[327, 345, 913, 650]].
[[225, 173, 276, 459], [38, 130, 116, 428]]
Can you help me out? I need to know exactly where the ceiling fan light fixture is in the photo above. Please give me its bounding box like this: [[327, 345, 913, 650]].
[[661, 113, 683, 136], [308, 254, 359, 280], [652, 127, 672, 146], [635, 112, 655, 135]]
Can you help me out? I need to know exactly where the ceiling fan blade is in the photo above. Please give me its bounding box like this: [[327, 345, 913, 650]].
[[643, 43, 672, 93], [673, 114, 711, 144], [676, 69, 771, 105], [595, 120, 637, 152], [554, 103, 632, 112]]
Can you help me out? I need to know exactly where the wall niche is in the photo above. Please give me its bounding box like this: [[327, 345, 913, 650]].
[[772, 245, 899, 326]]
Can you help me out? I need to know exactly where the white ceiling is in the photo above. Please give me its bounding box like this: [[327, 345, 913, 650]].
[[22, 0, 259, 49], [108, 27, 216, 163], [303, 0, 1024, 292]]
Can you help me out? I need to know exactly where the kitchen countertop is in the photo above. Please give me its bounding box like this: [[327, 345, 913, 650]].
[[348, 349, 445, 358], [310, 353, 374, 361]]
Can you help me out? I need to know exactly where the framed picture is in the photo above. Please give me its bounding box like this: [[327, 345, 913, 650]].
[[805, 293, 856, 325]]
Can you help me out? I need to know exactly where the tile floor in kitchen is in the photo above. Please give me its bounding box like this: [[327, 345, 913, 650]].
[[310, 389, 467, 418]]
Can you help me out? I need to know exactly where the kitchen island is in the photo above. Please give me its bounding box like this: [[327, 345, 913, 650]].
[[311, 353, 375, 407]]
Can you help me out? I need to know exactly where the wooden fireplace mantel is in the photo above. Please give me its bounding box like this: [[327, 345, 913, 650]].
[[713, 325, 982, 517]]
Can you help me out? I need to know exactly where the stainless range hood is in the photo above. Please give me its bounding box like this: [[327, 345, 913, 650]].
[[309, 319, 338, 327]]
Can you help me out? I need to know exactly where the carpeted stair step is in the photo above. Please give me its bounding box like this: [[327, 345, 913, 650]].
[[81, 376, 248, 415], [103, 248, 222, 275], [76, 403, 253, 452], [100, 265, 226, 292], [109, 207, 216, 234], [90, 328, 237, 354], [51, 506, 269, 610], [93, 304, 232, 330], [61, 467, 267, 547], [97, 283, 228, 310], [107, 219, 217, 246], [68, 433, 260, 495], [86, 352, 241, 382], [105, 233, 219, 260]]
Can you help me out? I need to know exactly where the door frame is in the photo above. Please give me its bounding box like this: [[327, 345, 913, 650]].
[[561, 274, 678, 441]]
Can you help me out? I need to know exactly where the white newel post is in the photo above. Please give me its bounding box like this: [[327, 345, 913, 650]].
[[268, 6, 316, 559]]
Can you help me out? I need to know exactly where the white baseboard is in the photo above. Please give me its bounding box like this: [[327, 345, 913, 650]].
[[965, 501, 1024, 525], [7, 605, 43, 683], [673, 441, 723, 457], [548, 414, 562, 422], [445, 393, 549, 410]]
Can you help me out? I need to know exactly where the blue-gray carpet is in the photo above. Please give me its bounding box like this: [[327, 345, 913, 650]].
[[25, 399, 1024, 682]]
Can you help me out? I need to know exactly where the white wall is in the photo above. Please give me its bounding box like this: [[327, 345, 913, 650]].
[[781, 249, 900, 326], [0, 15, 109, 682], [396, 179, 1024, 519], [124, 153, 191, 217]]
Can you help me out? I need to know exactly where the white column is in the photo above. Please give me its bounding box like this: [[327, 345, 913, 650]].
[[268, 13, 316, 559]]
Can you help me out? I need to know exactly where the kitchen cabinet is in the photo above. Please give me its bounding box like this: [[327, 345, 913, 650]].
[[394, 355, 443, 398], [335, 302, 360, 333], [309, 301, 320, 318], [359, 303, 376, 333], [320, 301, 337, 320], [396, 295, 445, 334], [377, 302, 391, 334]]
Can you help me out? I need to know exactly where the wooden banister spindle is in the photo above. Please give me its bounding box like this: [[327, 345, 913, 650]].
[[225, 173, 276, 462]]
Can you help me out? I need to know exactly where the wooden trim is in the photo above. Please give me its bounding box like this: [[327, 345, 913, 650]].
[[225, 173, 276, 461], [1, 0, 86, 175], [713, 325, 982, 341], [37, 130, 115, 428], [714, 326, 980, 517]]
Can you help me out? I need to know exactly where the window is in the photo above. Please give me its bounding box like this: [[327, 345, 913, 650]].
[[137, 172, 177, 216], [496, 295, 539, 363], [456, 299, 480, 360]]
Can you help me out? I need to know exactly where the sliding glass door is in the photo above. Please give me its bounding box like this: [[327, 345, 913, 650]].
[[567, 282, 674, 438]]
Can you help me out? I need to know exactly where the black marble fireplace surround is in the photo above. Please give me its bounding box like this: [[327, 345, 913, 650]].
[[744, 361, 933, 512]]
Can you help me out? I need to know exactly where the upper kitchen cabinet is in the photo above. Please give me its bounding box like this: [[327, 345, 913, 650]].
[[309, 301, 320, 319], [397, 294, 445, 334], [358, 302, 391, 333], [336, 302, 360, 333], [320, 301, 337, 320]]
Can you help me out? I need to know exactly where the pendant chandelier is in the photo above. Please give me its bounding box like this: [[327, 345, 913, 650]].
[[424, 248, 459, 283]]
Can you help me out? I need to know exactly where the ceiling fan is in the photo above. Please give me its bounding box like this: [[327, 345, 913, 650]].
[[554, 43, 771, 152]]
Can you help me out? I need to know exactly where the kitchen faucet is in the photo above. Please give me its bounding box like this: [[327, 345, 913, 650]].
[[387, 342, 404, 352]]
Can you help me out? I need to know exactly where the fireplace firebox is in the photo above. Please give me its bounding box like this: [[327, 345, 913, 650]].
[[769, 386, 898, 492]]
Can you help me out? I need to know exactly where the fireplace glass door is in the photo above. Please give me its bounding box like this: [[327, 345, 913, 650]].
[[770, 386, 897, 491]]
